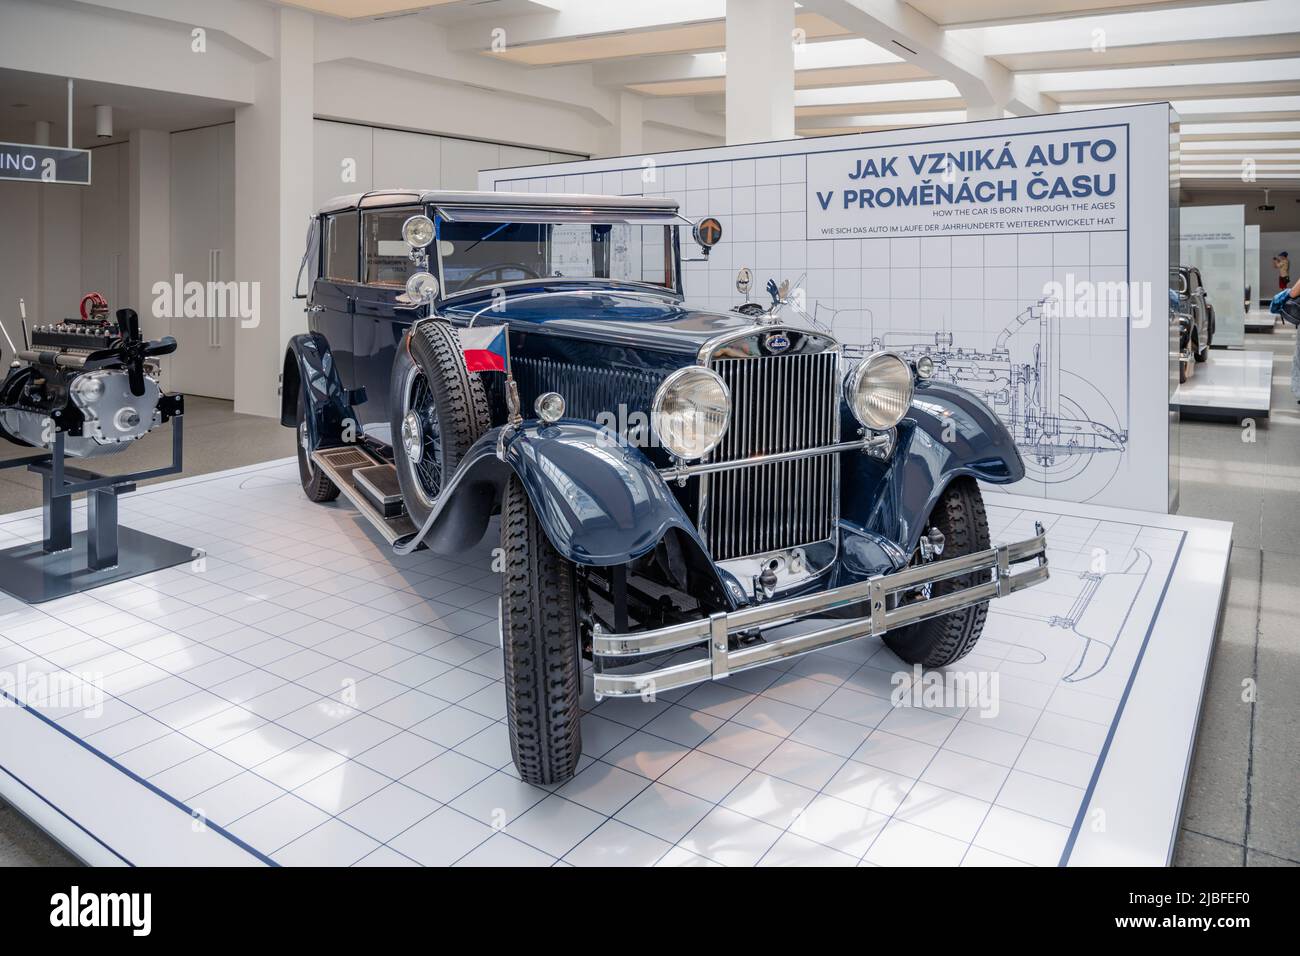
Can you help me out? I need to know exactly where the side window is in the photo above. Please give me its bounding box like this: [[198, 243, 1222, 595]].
[[324, 211, 359, 283], [363, 207, 419, 286]]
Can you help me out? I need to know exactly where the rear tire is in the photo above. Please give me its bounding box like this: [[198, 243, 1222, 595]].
[[501, 474, 583, 786], [296, 398, 339, 503], [884, 477, 991, 668]]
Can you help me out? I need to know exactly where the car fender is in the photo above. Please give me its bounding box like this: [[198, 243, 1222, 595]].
[[845, 381, 1025, 557], [282, 333, 354, 450], [406, 420, 735, 605]]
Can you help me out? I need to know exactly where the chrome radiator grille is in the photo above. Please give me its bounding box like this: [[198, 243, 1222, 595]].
[[702, 350, 839, 561]]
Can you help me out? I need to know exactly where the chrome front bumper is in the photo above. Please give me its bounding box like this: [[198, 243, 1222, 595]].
[[591, 525, 1049, 699]]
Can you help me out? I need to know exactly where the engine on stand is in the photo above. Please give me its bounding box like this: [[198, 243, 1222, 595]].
[[0, 293, 193, 604], [0, 294, 183, 457]]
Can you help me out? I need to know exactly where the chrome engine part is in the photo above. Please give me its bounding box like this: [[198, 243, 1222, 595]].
[[0, 304, 180, 459]]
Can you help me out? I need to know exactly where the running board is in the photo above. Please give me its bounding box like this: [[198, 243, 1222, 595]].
[[311, 447, 417, 546]]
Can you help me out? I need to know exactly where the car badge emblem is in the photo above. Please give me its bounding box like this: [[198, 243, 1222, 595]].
[[765, 332, 791, 354]]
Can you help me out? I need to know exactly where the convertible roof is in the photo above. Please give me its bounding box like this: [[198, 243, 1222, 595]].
[[316, 189, 681, 217]]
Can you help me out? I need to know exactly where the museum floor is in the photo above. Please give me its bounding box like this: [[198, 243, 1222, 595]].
[[0, 333, 1295, 867]]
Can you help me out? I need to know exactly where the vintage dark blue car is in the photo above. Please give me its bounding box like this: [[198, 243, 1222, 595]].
[[283, 189, 1049, 785]]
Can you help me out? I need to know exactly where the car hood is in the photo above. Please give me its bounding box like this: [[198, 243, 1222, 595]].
[[439, 286, 763, 356]]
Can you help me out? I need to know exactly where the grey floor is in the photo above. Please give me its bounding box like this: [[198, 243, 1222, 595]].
[[1169, 323, 1300, 867], [1, 341, 1297, 867]]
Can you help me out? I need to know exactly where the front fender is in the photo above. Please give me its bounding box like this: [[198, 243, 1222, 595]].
[[409, 420, 716, 564], [282, 333, 354, 451], [846, 382, 1025, 557]]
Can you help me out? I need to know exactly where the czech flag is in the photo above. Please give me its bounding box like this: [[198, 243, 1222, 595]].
[[458, 324, 509, 373]]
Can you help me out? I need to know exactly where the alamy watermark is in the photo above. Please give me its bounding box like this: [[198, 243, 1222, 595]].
[[151, 274, 260, 329], [890, 663, 1000, 718], [1041, 273, 1153, 328]]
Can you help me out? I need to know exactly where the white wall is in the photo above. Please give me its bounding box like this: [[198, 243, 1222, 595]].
[[312, 119, 584, 208], [0, 142, 132, 339]]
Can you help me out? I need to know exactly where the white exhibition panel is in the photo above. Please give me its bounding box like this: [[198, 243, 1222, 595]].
[[482, 104, 1176, 514], [1174, 349, 1274, 419], [1181, 205, 1246, 349], [0, 460, 1229, 867], [1245, 224, 1260, 307]]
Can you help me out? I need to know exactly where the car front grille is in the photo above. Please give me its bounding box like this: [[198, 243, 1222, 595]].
[[702, 350, 840, 561]]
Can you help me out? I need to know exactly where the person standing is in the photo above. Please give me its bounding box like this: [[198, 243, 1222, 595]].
[[1272, 276, 1300, 401], [1275, 252, 1291, 290]]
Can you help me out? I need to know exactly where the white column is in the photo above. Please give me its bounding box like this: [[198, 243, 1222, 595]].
[[617, 91, 644, 156], [127, 129, 170, 343], [725, 0, 795, 145], [234, 7, 314, 418]]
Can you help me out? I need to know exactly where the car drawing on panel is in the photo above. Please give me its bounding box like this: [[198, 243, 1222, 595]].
[[282, 189, 1049, 785]]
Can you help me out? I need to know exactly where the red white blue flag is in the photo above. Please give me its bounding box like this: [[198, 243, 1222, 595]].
[[458, 325, 509, 373]]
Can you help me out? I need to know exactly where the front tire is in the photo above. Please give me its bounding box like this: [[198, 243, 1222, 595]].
[[884, 477, 991, 668], [501, 474, 583, 786]]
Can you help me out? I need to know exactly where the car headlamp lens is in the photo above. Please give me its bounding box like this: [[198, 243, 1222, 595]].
[[405, 271, 439, 302], [402, 215, 435, 249], [652, 367, 731, 461], [848, 352, 914, 431]]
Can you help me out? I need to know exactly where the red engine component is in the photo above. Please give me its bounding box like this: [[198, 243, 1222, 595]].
[[79, 292, 109, 321]]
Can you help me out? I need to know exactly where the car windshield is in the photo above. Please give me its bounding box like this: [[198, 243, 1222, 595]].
[[436, 220, 676, 297]]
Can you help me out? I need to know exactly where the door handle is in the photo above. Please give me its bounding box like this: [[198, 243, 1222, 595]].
[[307, 304, 325, 313]]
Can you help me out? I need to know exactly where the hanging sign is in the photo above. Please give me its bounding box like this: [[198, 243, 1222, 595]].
[[0, 142, 92, 185]]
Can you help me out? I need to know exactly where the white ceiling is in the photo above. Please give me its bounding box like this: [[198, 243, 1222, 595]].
[[415, 0, 1300, 191], [0, 68, 240, 148]]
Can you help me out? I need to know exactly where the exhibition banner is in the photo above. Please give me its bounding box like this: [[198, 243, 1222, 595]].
[[482, 104, 1175, 513], [1180, 205, 1245, 348]]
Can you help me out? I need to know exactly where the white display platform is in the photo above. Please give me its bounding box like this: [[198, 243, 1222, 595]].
[[0, 460, 1231, 867], [1244, 308, 1276, 334], [1174, 349, 1273, 420]]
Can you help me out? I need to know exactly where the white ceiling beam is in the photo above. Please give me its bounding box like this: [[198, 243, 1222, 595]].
[[1036, 57, 1300, 94], [796, 109, 965, 129], [1182, 121, 1300, 136], [952, 0, 1296, 56], [592, 37, 903, 87], [447, 0, 726, 51], [798, 0, 1050, 117]]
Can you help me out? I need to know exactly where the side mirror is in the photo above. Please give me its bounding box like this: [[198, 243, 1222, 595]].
[[735, 267, 752, 297]]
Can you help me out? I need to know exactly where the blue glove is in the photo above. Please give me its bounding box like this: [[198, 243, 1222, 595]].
[[1270, 289, 1290, 314]]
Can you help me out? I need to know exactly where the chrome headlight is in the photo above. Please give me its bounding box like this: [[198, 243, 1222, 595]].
[[402, 214, 435, 249], [652, 366, 731, 461], [847, 352, 914, 431]]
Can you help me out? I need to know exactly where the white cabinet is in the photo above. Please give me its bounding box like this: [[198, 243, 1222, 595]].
[[168, 123, 236, 400]]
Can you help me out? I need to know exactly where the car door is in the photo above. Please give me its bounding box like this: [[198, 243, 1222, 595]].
[[313, 210, 360, 389], [352, 205, 424, 446]]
